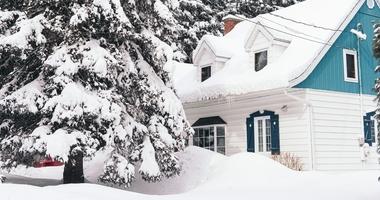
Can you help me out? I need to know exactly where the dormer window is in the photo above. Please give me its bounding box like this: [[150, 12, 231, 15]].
[[255, 50, 268, 72], [201, 66, 211, 82]]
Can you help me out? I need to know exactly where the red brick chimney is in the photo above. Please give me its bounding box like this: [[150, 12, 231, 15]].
[[223, 15, 243, 35]]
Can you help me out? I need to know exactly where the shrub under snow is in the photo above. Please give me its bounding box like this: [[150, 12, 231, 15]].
[[271, 152, 303, 171]]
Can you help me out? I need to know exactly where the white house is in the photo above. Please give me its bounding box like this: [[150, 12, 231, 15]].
[[171, 0, 380, 171]]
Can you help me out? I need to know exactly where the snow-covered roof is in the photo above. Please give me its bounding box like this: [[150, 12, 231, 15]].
[[173, 0, 365, 103], [222, 14, 245, 22], [192, 15, 251, 62]]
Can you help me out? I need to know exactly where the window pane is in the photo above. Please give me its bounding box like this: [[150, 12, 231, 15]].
[[194, 128, 199, 138], [193, 128, 199, 147], [210, 127, 214, 137], [265, 119, 272, 152], [198, 128, 204, 138], [204, 128, 209, 147], [371, 120, 376, 143], [217, 147, 225, 155], [258, 120, 263, 152], [217, 137, 225, 147], [209, 129, 215, 148], [199, 128, 204, 147], [192, 126, 225, 154], [255, 51, 268, 72], [204, 128, 209, 138], [346, 54, 356, 79], [205, 136, 209, 147], [217, 126, 225, 137], [201, 66, 211, 82], [193, 137, 199, 146]]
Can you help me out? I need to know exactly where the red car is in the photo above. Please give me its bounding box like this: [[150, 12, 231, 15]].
[[34, 156, 64, 168]]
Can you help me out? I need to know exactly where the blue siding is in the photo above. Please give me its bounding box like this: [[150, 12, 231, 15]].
[[296, 3, 380, 95]]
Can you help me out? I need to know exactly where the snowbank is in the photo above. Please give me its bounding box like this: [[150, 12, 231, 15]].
[[1, 147, 380, 200]]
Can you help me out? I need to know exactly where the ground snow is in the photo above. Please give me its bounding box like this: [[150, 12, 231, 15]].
[[1, 147, 379, 199]]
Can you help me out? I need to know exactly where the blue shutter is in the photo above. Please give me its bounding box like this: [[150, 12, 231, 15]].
[[363, 115, 373, 146], [246, 117, 255, 152], [271, 114, 280, 155]]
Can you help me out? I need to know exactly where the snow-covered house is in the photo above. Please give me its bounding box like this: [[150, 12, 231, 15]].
[[172, 0, 380, 171]]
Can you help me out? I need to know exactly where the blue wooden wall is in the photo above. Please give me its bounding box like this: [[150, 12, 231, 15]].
[[295, 3, 380, 95]]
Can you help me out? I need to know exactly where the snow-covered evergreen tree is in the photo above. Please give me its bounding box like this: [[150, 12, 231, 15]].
[[132, 0, 223, 63], [124, 0, 302, 63], [223, 0, 300, 18], [373, 23, 380, 153], [0, 0, 302, 187], [0, 0, 192, 186]]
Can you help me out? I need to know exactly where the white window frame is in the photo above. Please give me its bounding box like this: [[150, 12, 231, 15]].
[[200, 64, 212, 82], [253, 49, 268, 72], [370, 116, 378, 146], [254, 116, 271, 153], [343, 49, 358, 83], [192, 125, 227, 154]]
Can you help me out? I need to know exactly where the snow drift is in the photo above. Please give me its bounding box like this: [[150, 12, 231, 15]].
[[1, 147, 379, 200]]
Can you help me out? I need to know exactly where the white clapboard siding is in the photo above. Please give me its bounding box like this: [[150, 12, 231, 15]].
[[306, 89, 380, 171], [184, 89, 311, 169]]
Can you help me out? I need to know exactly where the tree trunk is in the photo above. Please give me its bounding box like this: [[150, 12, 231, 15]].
[[63, 151, 84, 184]]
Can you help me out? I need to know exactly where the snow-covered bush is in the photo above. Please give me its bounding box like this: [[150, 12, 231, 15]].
[[271, 153, 303, 171]]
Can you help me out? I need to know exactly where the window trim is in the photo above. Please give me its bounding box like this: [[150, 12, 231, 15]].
[[254, 49, 268, 72], [253, 116, 272, 153], [200, 65, 212, 82], [192, 124, 227, 154], [343, 49, 358, 83]]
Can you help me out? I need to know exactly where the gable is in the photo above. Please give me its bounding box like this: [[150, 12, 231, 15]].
[[251, 31, 271, 50], [295, 3, 379, 95], [245, 24, 274, 51], [194, 43, 216, 67]]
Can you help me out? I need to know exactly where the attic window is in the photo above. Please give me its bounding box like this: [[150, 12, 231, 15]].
[[255, 50, 268, 72], [201, 66, 211, 82], [343, 49, 358, 82]]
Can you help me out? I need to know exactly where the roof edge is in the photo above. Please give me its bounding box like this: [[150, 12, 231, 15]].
[[288, 0, 365, 87]]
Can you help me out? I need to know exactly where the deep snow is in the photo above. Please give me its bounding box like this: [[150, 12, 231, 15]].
[[1, 147, 379, 200]]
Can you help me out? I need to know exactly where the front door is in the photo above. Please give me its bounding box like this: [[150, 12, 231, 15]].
[[254, 116, 271, 153]]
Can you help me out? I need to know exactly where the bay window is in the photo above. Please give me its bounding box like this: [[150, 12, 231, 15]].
[[192, 116, 227, 154]]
